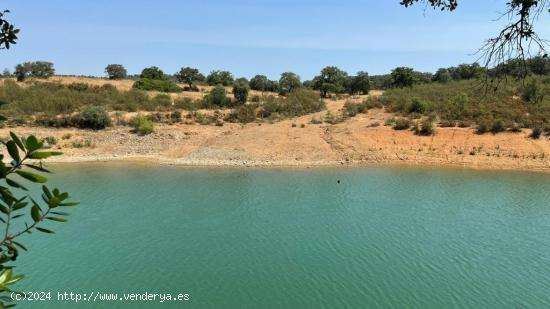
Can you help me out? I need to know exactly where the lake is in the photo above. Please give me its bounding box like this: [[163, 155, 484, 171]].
[[13, 165, 550, 308]]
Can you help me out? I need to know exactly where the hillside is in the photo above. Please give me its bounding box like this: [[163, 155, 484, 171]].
[[0, 76, 549, 171]]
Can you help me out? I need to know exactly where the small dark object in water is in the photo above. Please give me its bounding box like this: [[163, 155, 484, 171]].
[[337, 180, 341, 184]]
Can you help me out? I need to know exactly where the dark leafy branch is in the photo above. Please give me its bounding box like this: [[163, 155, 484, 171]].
[[0, 131, 78, 308], [0, 10, 19, 50]]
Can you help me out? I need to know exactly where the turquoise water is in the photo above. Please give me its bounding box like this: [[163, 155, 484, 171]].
[[12, 165, 550, 308]]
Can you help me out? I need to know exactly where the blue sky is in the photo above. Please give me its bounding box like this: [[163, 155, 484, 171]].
[[2, 0, 550, 79]]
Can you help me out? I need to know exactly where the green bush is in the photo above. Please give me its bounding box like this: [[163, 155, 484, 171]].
[[74, 106, 111, 130], [129, 114, 154, 135], [393, 118, 412, 130], [415, 118, 435, 136], [521, 79, 544, 104], [531, 126, 543, 139], [132, 78, 181, 93], [343, 100, 367, 118], [174, 97, 202, 110], [225, 104, 257, 123], [233, 78, 250, 105], [476, 120, 490, 134], [490, 119, 506, 134], [202, 85, 232, 108]]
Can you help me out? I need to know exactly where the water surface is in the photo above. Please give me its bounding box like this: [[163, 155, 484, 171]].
[[14, 165, 550, 308]]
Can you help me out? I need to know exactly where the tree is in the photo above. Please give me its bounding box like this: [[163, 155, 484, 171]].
[[433, 68, 452, 83], [175, 67, 204, 89], [312, 66, 348, 98], [2, 68, 9, 77], [279, 72, 301, 95], [206, 70, 234, 86], [14, 62, 55, 81], [0, 10, 18, 49], [233, 78, 250, 104], [140, 66, 165, 80], [399, 1, 550, 70], [390, 67, 417, 88], [203, 85, 231, 107], [249, 75, 269, 91], [105, 64, 127, 80], [348, 71, 371, 95]]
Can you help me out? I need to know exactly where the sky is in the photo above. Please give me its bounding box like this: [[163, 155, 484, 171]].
[[2, 0, 550, 79]]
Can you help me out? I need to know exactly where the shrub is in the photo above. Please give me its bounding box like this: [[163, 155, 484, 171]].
[[415, 118, 435, 136], [129, 114, 154, 135], [225, 104, 257, 123], [393, 118, 412, 130], [408, 98, 428, 114], [132, 78, 181, 93], [476, 120, 490, 134], [343, 100, 367, 118], [280, 89, 325, 117], [203, 85, 232, 108], [68, 83, 89, 92], [151, 94, 172, 110], [531, 126, 543, 139], [72, 139, 94, 148], [521, 79, 544, 104], [74, 106, 111, 130], [490, 119, 506, 134], [233, 78, 250, 104], [323, 111, 344, 124], [174, 97, 202, 110]]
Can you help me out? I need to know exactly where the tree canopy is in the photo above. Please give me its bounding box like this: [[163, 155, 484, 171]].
[[105, 64, 127, 80], [175, 67, 205, 88]]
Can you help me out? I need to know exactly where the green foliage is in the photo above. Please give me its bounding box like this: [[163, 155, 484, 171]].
[[342, 100, 369, 118], [206, 71, 234, 86], [202, 85, 232, 108], [278, 72, 301, 95], [521, 78, 544, 104], [393, 118, 412, 130], [14, 62, 55, 81], [312, 66, 348, 98], [140, 66, 166, 80], [175, 67, 204, 88], [0, 132, 78, 307], [105, 64, 127, 80], [129, 114, 154, 135], [433, 68, 452, 83], [174, 97, 202, 111], [232, 78, 250, 104], [415, 118, 435, 136], [347, 71, 371, 95], [132, 78, 181, 93], [490, 119, 506, 134], [274, 89, 325, 117], [0, 10, 19, 49], [390, 67, 417, 88], [74, 106, 111, 130], [225, 104, 257, 123], [376, 79, 550, 129], [531, 125, 543, 139], [250, 75, 273, 91], [408, 98, 428, 114]]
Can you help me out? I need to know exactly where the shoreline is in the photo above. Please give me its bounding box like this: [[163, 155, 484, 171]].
[[42, 154, 550, 173]]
